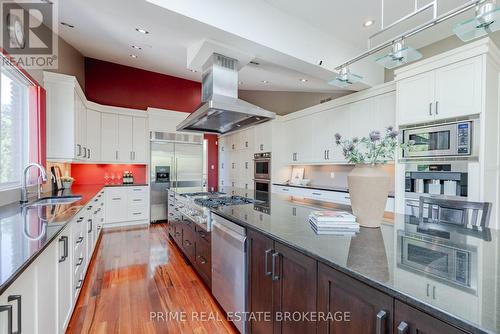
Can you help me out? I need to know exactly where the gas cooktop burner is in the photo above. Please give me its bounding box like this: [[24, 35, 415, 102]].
[[194, 196, 255, 208], [181, 191, 226, 197]]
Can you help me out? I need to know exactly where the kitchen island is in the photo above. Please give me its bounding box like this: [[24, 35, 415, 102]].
[[210, 187, 498, 334]]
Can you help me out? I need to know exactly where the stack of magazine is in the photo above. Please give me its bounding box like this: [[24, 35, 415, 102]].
[[309, 211, 359, 235]]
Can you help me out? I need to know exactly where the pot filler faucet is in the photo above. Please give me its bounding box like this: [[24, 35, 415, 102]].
[[20, 163, 47, 203]]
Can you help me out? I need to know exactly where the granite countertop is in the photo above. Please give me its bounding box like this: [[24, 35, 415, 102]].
[[213, 187, 498, 334], [273, 182, 396, 198], [0, 184, 103, 294]]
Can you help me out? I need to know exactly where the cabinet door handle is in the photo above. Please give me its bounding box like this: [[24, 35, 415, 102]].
[[260, 144, 263, 151], [130, 151, 133, 160], [312, 192, 322, 196], [115, 150, 118, 160], [429, 102, 433, 116], [426, 283, 430, 297], [197, 255, 207, 264], [327, 150, 330, 160], [7, 295, 21, 334], [432, 285, 436, 299], [59, 236, 68, 262], [0, 304, 13, 334], [397, 321, 409, 334], [76, 257, 84, 266], [77, 144, 82, 157], [435, 101, 439, 115], [76, 279, 83, 290], [76, 236, 84, 244], [89, 148, 91, 159], [88, 219, 93, 233], [264, 249, 273, 276], [376, 310, 387, 334], [271, 252, 280, 281]]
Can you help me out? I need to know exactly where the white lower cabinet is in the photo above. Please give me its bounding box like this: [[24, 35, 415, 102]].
[[0, 191, 104, 334], [0, 265, 37, 334], [57, 225, 73, 333], [105, 186, 149, 226], [273, 185, 395, 212]]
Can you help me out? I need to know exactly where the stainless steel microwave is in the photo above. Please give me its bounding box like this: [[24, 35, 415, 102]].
[[397, 230, 476, 292], [402, 120, 476, 159]]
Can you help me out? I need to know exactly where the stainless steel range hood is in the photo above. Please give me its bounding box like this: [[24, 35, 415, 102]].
[[177, 54, 275, 135]]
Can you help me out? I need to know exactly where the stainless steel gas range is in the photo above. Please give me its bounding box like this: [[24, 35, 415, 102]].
[[170, 191, 255, 231]]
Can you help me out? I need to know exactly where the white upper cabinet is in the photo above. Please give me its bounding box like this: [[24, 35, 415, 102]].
[[282, 88, 396, 165], [44, 72, 149, 164], [397, 56, 483, 125], [285, 116, 313, 164], [311, 109, 334, 163], [101, 113, 119, 162], [397, 71, 435, 126], [132, 117, 147, 163], [45, 72, 90, 161], [118, 115, 134, 162], [254, 121, 272, 153], [434, 57, 482, 120], [86, 108, 101, 161]]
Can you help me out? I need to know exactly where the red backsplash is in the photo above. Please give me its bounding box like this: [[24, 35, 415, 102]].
[[71, 164, 147, 185]]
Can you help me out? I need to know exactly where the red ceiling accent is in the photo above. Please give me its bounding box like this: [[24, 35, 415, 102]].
[[84, 58, 201, 112]]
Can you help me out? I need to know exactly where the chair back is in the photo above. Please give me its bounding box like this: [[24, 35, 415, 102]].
[[418, 196, 491, 227]]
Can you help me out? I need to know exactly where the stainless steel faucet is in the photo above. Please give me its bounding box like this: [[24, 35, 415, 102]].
[[20, 163, 47, 203]]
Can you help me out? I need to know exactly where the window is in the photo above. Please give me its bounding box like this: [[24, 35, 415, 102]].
[[0, 58, 35, 190]]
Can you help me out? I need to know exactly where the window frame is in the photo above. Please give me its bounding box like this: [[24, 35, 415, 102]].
[[0, 50, 45, 192]]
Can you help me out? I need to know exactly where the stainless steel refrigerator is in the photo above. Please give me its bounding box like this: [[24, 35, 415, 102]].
[[150, 132, 205, 222]]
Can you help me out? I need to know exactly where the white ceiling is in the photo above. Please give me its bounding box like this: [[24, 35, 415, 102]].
[[58, 0, 478, 93]]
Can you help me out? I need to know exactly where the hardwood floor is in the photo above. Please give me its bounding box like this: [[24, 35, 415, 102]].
[[66, 224, 237, 334]]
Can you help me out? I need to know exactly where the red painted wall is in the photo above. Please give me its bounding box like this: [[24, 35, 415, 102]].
[[84, 58, 201, 112], [84, 58, 218, 190], [71, 164, 147, 185]]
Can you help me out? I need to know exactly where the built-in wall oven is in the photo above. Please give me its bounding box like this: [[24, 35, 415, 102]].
[[397, 230, 477, 292], [401, 119, 478, 159], [254, 152, 271, 205], [254, 152, 271, 180]]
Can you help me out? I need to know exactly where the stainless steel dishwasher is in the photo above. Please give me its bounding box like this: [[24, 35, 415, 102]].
[[212, 213, 247, 334]]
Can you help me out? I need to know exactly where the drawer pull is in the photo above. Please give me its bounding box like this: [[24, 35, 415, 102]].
[[76, 279, 83, 290], [132, 199, 142, 202], [397, 321, 409, 334], [282, 188, 289, 192], [112, 197, 121, 201], [133, 189, 142, 192], [132, 212, 142, 215], [312, 192, 322, 196], [59, 236, 69, 262], [376, 310, 387, 334], [0, 304, 13, 334], [76, 257, 84, 266], [8, 295, 21, 334], [76, 236, 84, 244]]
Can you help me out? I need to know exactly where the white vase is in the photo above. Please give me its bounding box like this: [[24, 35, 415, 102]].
[[347, 164, 390, 228], [62, 181, 73, 189]]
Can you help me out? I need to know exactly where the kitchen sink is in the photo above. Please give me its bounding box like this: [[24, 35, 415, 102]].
[[30, 195, 82, 206]]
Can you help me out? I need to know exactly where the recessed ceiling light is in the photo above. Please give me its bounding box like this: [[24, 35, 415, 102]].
[[261, 80, 269, 84], [363, 19, 375, 27], [130, 54, 138, 58], [135, 28, 149, 34], [60, 22, 74, 28], [299, 78, 308, 82], [131, 45, 142, 50]]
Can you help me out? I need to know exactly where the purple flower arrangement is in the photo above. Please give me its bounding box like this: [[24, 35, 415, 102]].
[[334, 126, 414, 165]]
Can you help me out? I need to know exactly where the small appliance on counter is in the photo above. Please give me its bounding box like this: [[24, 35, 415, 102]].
[[122, 171, 134, 185]]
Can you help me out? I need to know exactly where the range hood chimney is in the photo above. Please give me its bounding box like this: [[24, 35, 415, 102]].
[[177, 53, 275, 134]]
